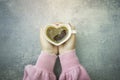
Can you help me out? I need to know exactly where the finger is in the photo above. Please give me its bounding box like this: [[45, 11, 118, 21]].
[[68, 23, 76, 40], [40, 27, 47, 42], [65, 23, 76, 45], [66, 33, 76, 44], [40, 27, 44, 38], [40, 27, 44, 42]]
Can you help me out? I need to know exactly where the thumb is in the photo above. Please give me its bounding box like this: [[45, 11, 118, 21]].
[[65, 23, 76, 45]]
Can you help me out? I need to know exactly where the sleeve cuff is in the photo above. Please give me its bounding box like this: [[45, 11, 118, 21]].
[[59, 49, 80, 71], [35, 51, 57, 72]]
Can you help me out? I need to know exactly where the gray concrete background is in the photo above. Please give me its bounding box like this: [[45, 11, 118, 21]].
[[0, 0, 120, 80]]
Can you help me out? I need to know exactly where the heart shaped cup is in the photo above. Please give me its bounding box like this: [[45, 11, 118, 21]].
[[43, 23, 72, 46]]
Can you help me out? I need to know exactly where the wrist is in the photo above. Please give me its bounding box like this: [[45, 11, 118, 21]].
[[42, 49, 58, 55], [59, 49, 75, 55]]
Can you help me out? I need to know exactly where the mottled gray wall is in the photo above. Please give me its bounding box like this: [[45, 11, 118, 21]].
[[0, 0, 120, 80]]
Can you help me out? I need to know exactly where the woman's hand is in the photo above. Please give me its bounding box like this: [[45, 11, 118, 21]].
[[40, 28, 58, 55], [59, 24, 76, 54]]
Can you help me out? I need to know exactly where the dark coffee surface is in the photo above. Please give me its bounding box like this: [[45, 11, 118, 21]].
[[54, 30, 67, 41]]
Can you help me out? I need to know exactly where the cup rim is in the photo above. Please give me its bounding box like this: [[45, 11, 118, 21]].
[[44, 23, 72, 46]]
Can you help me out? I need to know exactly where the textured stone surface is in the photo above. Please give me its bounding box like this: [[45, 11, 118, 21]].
[[0, 0, 120, 80]]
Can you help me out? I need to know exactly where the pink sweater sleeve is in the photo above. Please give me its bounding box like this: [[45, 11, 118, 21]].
[[23, 51, 57, 80], [59, 50, 91, 80]]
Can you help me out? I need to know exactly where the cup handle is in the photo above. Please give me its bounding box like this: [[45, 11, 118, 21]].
[[71, 30, 77, 34]]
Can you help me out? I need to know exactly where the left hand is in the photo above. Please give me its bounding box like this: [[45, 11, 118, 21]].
[[59, 23, 76, 54]]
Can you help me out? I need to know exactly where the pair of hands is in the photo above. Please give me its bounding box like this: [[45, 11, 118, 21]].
[[40, 23, 76, 55]]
